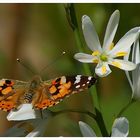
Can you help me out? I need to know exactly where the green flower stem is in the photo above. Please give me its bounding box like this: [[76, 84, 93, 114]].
[[64, 4, 108, 136], [65, 3, 100, 111], [52, 108, 109, 136], [52, 109, 96, 119], [95, 108, 109, 136], [74, 26, 101, 113], [116, 98, 136, 118]]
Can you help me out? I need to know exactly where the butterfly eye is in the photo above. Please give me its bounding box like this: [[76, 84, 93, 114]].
[[30, 80, 39, 89]]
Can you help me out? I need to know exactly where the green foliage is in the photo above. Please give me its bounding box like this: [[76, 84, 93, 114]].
[[0, 3, 140, 136]]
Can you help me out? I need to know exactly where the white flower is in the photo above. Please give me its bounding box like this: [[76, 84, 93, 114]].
[[79, 117, 129, 137], [3, 118, 49, 137], [7, 104, 41, 121], [26, 118, 49, 137], [125, 33, 140, 99], [79, 121, 96, 137], [3, 109, 52, 137], [74, 10, 139, 77], [111, 117, 129, 137]]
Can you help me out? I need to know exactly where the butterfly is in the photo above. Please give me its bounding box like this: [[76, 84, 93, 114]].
[[0, 75, 96, 112]]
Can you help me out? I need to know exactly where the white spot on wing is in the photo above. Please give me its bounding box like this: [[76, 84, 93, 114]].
[[88, 76, 92, 81], [82, 84, 85, 87], [79, 89, 83, 92], [76, 85, 80, 88], [60, 76, 66, 84], [72, 91, 77, 94], [74, 75, 81, 84], [59, 99, 63, 101]]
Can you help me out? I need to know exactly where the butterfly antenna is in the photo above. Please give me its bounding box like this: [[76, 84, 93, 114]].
[[16, 58, 36, 75], [39, 51, 66, 75]]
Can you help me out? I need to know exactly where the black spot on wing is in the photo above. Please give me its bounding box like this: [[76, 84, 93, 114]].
[[55, 78, 61, 83], [5, 80, 12, 85], [1, 84, 8, 90], [88, 77, 97, 88], [0, 84, 8, 96], [52, 88, 60, 95], [65, 76, 76, 84], [55, 83, 60, 89]]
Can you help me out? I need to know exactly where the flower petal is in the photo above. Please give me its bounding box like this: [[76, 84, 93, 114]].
[[132, 63, 140, 87], [26, 119, 48, 137], [124, 48, 134, 92], [109, 59, 136, 71], [95, 62, 112, 77], [82, 15, 102, 51], [79, 121, 96, 137], [109, 27, 140, 57], [103, 10, 120, 51], [3, 122, 28, 137], [74, 53, 97, 63], [132, 33, 140, 64], [7, 104, 41, 121], [111, 117, 129, 137], [132, 64, 140, 99], [125, 71, 134, 93]]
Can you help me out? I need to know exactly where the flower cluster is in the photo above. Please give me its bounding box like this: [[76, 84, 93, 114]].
[[74, 10, 140, 77], [74, 9, 140, 137]]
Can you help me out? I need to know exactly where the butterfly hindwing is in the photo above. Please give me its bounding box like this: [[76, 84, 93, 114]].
[[0, 79, 28, 112], [34, 75, 96, 110]]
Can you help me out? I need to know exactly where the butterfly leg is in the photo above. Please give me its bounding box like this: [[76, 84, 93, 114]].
[[41, 86, 56, 101], [31, 90, 42, 109]]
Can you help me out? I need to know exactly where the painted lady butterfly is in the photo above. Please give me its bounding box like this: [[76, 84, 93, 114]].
[[0, 75, 96, 112]]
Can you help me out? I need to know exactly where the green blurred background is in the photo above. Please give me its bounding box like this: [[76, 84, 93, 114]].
[[0, 3, 140, 137]]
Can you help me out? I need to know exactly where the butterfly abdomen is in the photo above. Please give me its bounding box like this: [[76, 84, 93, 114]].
[[24, 77, 42, 103], [24, 92, 34, 103]]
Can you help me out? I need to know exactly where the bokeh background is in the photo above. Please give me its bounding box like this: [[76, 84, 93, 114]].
[[0, 3, 140, 137]]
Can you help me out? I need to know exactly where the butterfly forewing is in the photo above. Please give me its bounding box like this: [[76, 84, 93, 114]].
[[34, 75, 96, 110]]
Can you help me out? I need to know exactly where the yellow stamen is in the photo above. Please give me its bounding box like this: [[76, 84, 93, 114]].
[[92, 50, 100, 56], [109, 42, 114, 50], [93, 59, 99, 63], [112, 61, 121, 68], [102, 66, 107, 74], [100, 54, 108, 61], [116, 52, 127, 57]]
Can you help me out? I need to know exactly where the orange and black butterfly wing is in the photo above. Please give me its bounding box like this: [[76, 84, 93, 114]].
[[0, 79, 28, 112], [34, 75, 96, 110]]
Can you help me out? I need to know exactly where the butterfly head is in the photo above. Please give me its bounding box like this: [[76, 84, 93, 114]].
[[30, 75, 42, 89]]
